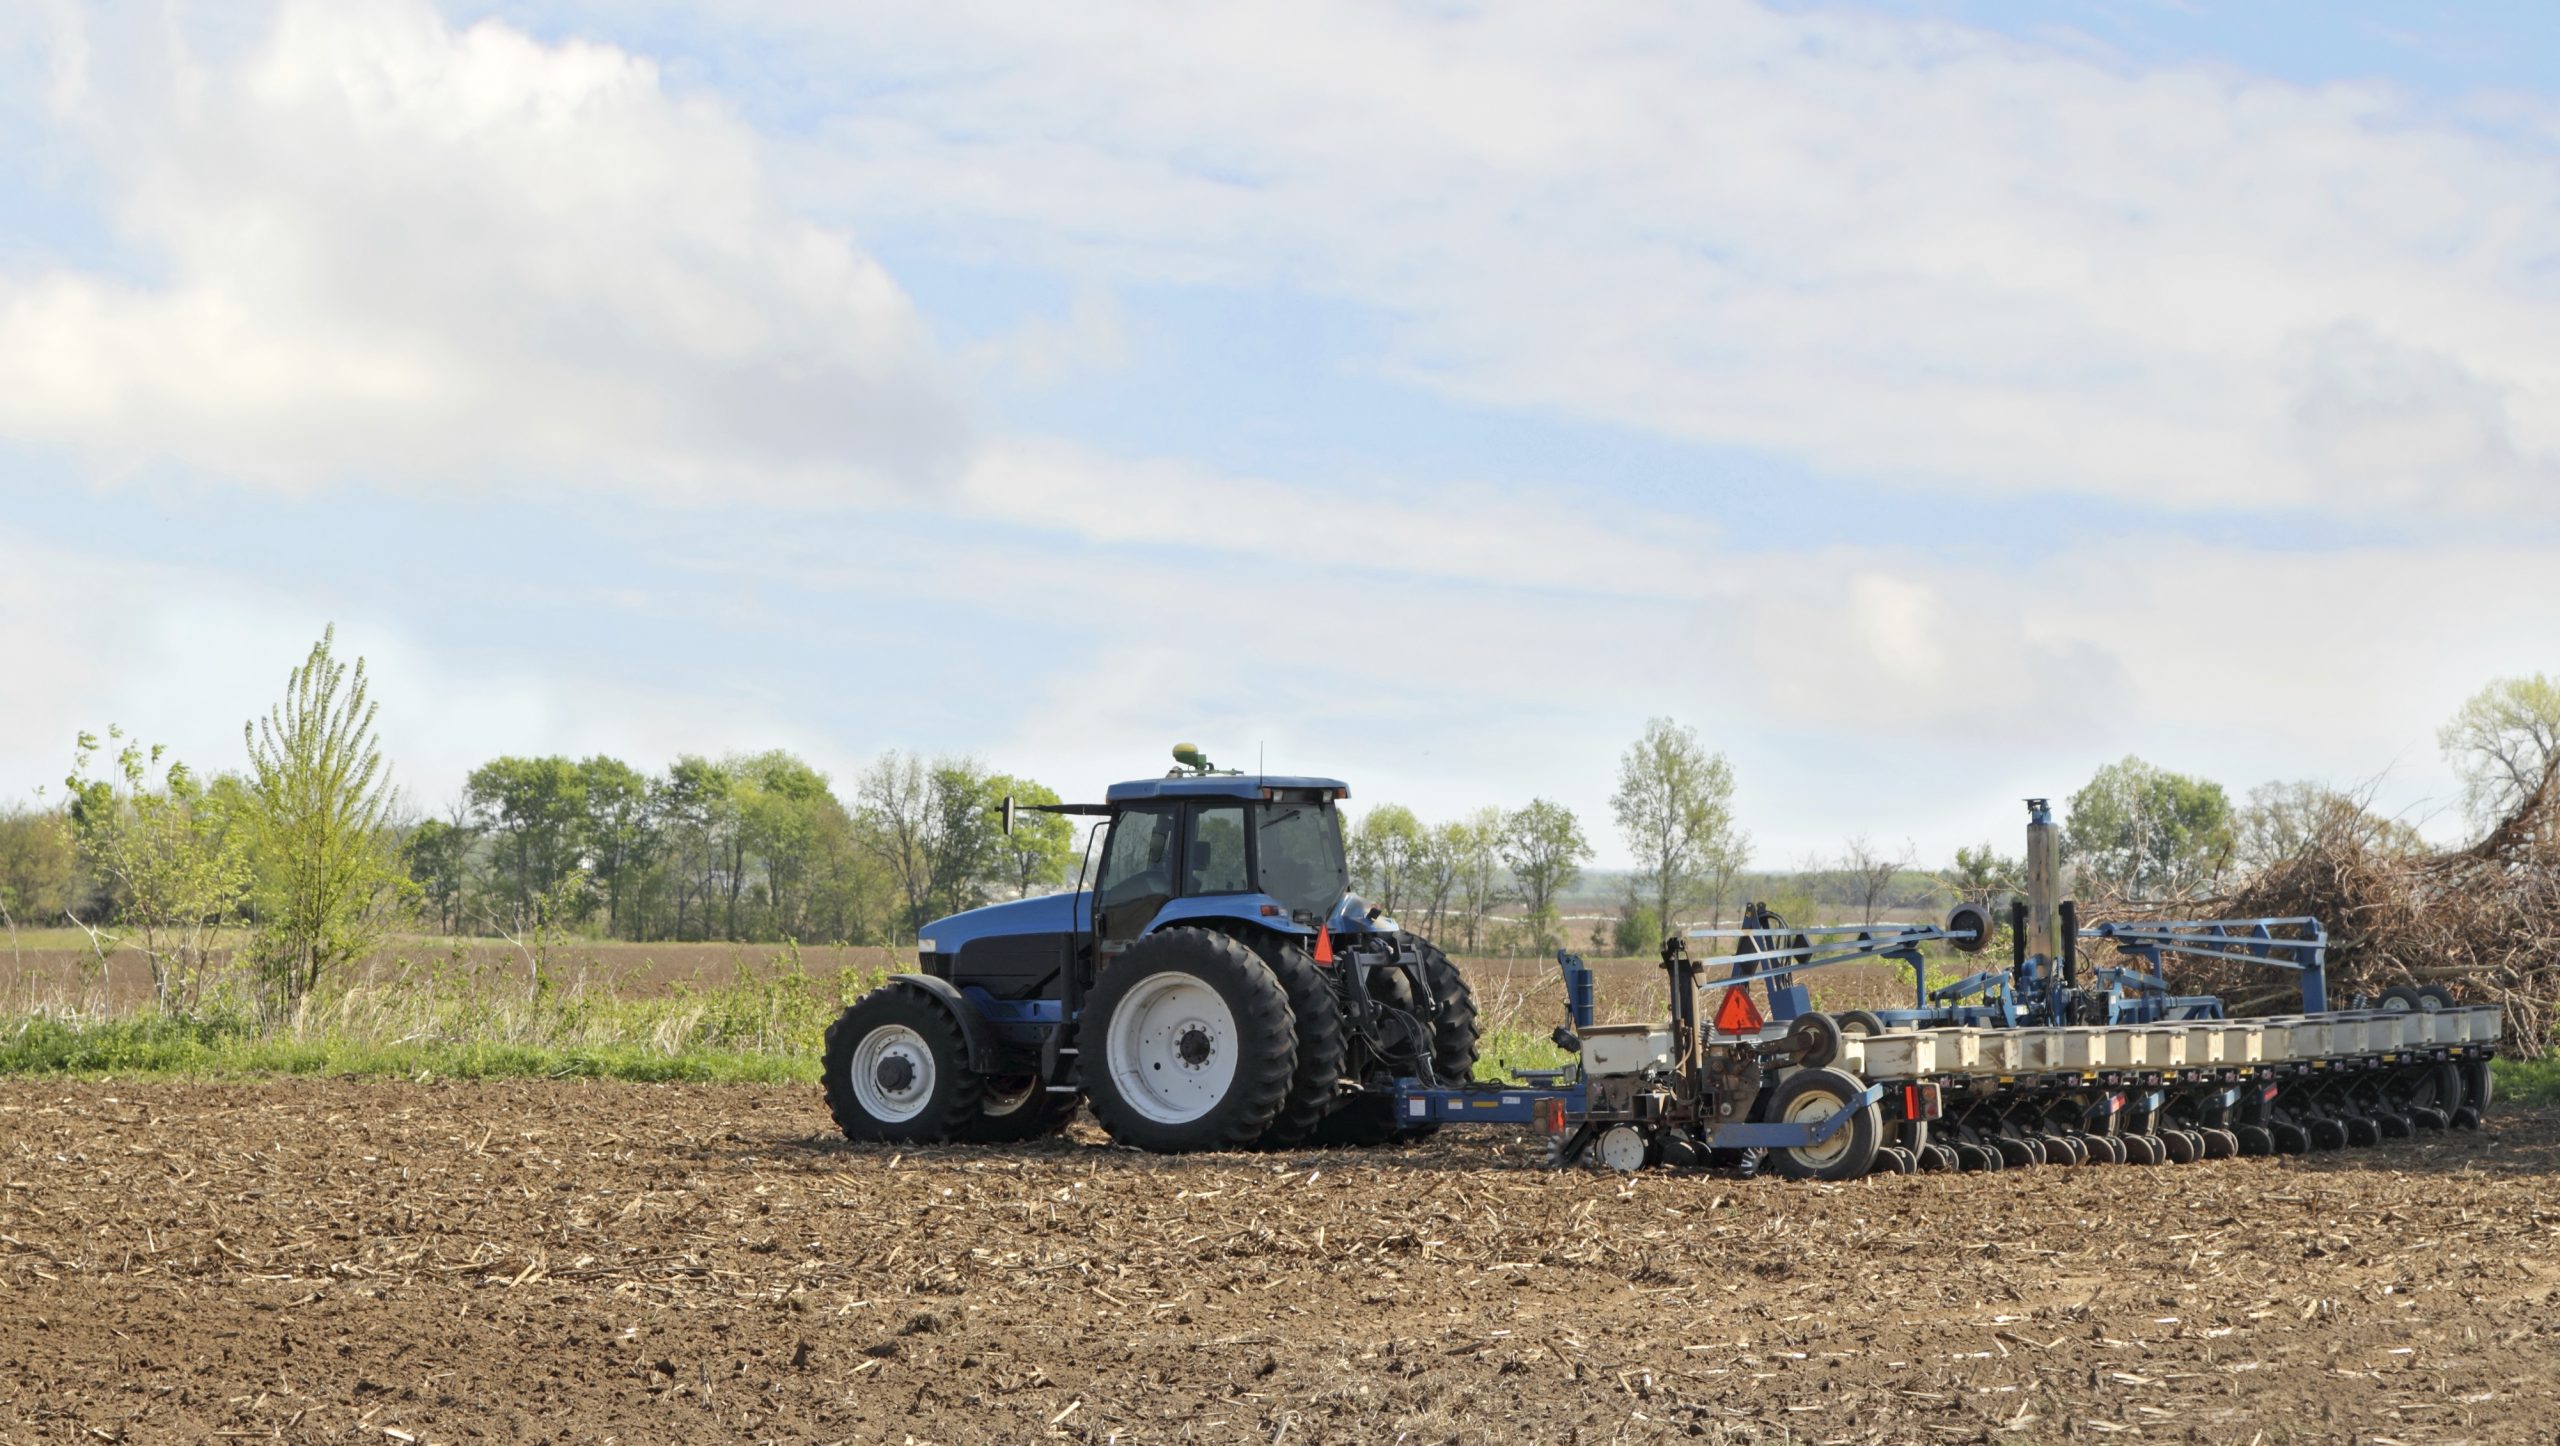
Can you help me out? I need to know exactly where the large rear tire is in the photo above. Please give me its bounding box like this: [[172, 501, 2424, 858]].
[[1247, 936, 1347, 1147], [1083, 928, 1298, 1153], [1381, 936, 1481, 1143], [1765, 1067, 1881, 1182], [1414, 936, 1480, 1084], [822, 988, 985, 1143]]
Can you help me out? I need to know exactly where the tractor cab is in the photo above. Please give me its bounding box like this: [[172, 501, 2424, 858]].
[[1087, 774, 1362, 945]]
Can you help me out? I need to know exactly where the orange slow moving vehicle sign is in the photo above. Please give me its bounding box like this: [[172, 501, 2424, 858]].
[[1711, 985, 1763, 1036]]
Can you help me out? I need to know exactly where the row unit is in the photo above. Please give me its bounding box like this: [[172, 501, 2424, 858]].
[[1833, 1005, 2503, 1081]]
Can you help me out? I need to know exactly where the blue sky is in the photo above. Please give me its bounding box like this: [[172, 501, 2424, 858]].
[[3, 0, 2557, 868]]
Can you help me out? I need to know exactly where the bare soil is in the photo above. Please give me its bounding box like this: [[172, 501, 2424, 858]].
[[5, 1081, 2557, 1443]]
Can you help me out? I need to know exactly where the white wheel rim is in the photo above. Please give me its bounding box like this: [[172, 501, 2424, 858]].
[[1783, 1086, 1854, 1169], [2380, 995, 2412, 1012], [1597, 1126, 1647, 1173], [851, 1023, 935, 1123], [1106, 972, 1239, 1125]]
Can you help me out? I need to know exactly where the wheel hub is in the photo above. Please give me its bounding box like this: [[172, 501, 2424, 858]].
[[849, 1022, 937, 1124], [875, 1054, 917, 1093], [1177, 1026, 1214, 1067]]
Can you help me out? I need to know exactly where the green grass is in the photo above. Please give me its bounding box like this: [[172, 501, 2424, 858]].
[[0, 1013, 812, 1083], [0, 945, 872, 1085], [1475, 1023, 1574, 1080], [2491, 1055, 2560, 1106]]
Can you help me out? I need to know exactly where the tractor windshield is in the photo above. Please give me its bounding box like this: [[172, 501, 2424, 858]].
[[1254, 802, 1348, 919]]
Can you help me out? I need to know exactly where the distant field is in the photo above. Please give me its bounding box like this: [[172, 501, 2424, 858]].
[[0, 924, 1933, 1092], [4, 927, 1916, 1018], [0, 930, 901, 1009]]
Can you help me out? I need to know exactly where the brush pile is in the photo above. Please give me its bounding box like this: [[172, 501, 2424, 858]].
[[2121, 763, 2560, 1054]]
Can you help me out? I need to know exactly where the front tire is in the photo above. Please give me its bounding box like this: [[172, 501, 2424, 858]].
[[1084, 928, 1298, 1153], [822, 989, 984, 1143]]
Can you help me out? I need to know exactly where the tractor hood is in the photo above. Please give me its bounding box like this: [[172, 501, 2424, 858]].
[[919, 891, 1088, 957], [1328, 893, 1399, 936]]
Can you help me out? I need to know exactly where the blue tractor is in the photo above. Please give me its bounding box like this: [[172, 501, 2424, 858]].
[[820, 747, 1481, 1153]]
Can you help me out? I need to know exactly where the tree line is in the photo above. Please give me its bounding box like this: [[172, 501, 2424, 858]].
[[3, 632, 2554, 988], [1345, 718, 1749, 956], [404, 750, 1075, 946]]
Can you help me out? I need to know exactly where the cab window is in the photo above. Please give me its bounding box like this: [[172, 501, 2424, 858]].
[[1095, 803, 1180, 940], [1184, 804, 1250, 895], [1256, 802, 1347, 917]]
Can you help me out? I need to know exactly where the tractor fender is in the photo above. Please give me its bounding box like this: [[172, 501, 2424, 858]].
[[883, 973, 999, 1072], [1143, 894, 1315, 938]]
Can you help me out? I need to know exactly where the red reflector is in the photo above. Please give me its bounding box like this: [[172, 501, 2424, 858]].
[[1712, 986, 1762, 1035], [1533, 1097, 1566, 1135], [1903, 1084, 1919, 1119], [1314, 925, 1334, 964]]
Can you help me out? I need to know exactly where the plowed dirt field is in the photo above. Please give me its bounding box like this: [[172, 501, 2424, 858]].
[[4, 1080, 2556, 1444]]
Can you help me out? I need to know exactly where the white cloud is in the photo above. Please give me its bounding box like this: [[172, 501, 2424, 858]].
[[0, 0, 963, 501], [701, 0, 2560, 519], [955, 438, 1721, 597]]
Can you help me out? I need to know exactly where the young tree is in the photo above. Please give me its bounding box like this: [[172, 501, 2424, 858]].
[[1609, 718, 1744, 935], [1501, 798, 1592, 952], [241, 627, 402, 1008], [2438, 674, 2560, 829], [65, 729, 251, 1012], [989, 775, 1077, 899], [1348, 804, 1425, 915], [2063, 757, 2234, 899]]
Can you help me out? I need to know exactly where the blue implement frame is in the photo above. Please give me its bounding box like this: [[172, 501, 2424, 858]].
[[1389, 1076, 1885, 1148]]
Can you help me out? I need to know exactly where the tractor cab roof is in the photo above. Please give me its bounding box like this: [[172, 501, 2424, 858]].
[[1103, 774, 1348, 804]]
